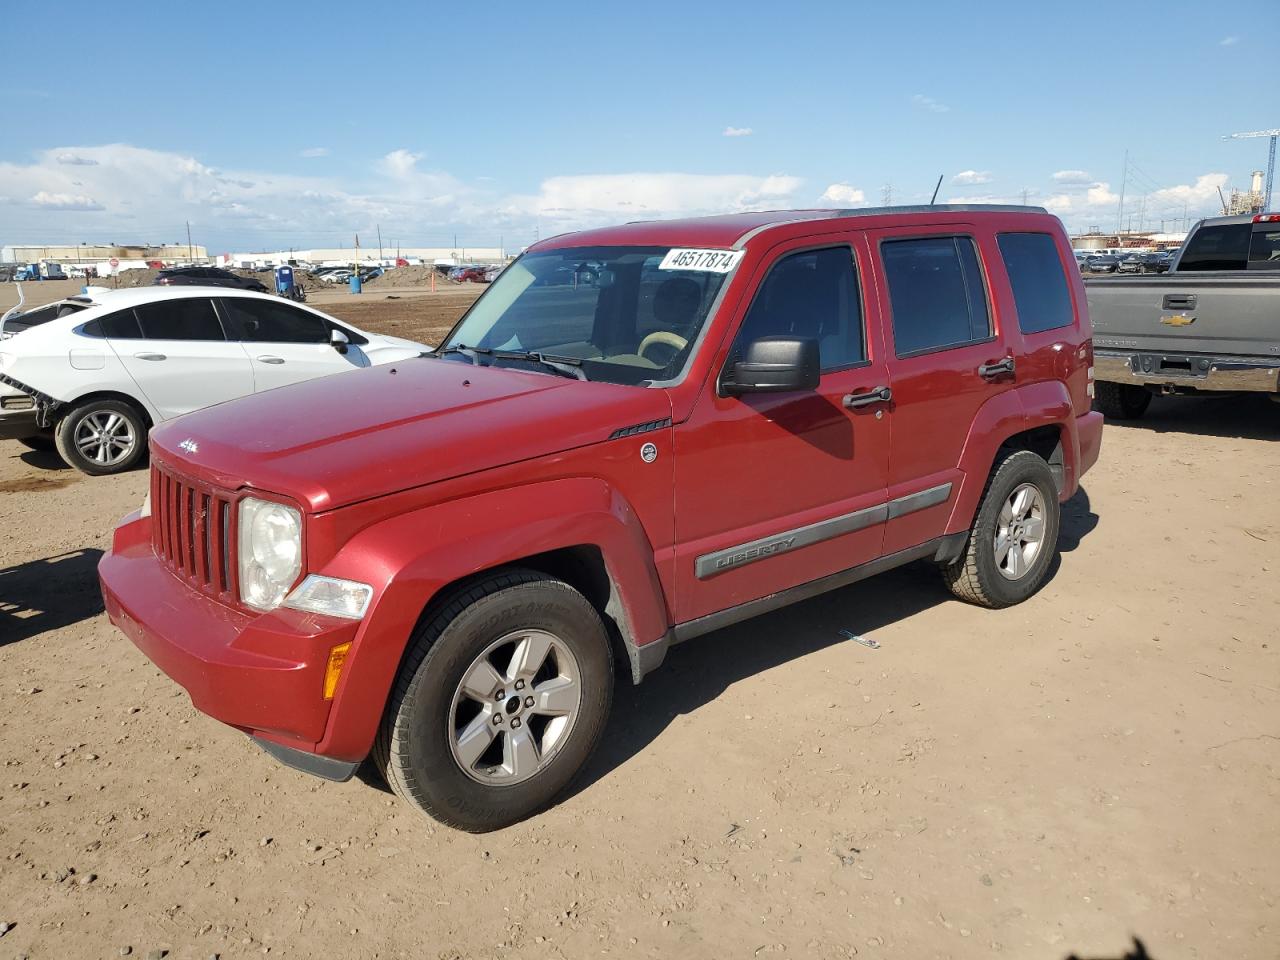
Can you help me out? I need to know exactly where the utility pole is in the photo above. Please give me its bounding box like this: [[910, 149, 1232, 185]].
[[377, 224, 383, 265], [186, 220, 193, 263], [1223, 127, 1279, 210], [1116, 150, 1128, 235], [881, 183, 893, 206]]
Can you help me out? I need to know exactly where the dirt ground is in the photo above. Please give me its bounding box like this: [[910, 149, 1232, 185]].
[[1, 287, 1278, 958]]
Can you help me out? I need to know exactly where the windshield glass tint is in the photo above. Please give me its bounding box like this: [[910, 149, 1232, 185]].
[[440, 246, 732, 385]]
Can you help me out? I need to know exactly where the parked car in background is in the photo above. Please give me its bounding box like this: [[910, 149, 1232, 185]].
[[0, 287, 428, 474], [1116, 253, 1146, 274], [98, 204, 1102, 831], [1087, 255, 1120, 273], [1086, 212, 1280, 418], [156, 266, 269, 293], [451, 265, 490, 283]]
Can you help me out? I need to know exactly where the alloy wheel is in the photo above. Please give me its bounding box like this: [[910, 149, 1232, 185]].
[[74, 411, 137, 467], [994, 482, 1046, 580]]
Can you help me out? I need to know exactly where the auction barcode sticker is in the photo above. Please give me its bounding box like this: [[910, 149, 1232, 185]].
[[658, 248, 744, 273]]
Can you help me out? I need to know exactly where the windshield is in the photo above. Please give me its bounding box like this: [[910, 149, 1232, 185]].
[[439, 245, 734, 385]]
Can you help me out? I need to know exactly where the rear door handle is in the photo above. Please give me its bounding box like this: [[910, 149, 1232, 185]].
[[978, 357, 1016, 379], [843, 385, 892, 408], [133, 352, 166, 361], [256, 355, 286, 364]]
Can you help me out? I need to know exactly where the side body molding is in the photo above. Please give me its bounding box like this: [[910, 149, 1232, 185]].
[[312, 477, 670, 761]]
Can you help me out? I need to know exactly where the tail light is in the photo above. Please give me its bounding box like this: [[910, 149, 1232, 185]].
[[1253, 214, 1280, 223]]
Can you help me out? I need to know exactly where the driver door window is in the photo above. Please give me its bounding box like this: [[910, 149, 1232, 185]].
[[731, 246, 866, 371]]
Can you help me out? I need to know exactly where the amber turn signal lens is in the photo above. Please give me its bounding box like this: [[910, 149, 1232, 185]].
[[323, 642, 352, 700]]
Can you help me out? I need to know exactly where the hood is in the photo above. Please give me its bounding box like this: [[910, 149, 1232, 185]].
[[151, 358, 672, 511]]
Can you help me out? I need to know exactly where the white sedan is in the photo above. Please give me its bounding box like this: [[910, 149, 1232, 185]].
[[0, 286, 429, 475]]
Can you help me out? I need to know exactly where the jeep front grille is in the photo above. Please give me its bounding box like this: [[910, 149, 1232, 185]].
[[151, 462, 236, 600]]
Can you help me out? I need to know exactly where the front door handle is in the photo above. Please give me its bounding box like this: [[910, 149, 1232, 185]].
[[256, 355, 286, 365], [134, 352, 166, 361], [978, 357, 1016, 379], [843, 385, 892, 408]]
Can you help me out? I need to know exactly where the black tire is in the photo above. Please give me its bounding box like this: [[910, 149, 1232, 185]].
[[941, 449, 1061, 609], [1094, 381, 1151, 420], [373, 569, 613, 832], [18, 434, 55, 452], [53, 398, 148, 476]]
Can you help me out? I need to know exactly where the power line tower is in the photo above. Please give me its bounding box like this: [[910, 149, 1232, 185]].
[[1223, 127, 1279, 211], [881, 183, 893, 206]]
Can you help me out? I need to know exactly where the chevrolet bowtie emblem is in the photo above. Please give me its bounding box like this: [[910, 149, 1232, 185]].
[[179, 438, 199, 454], [1160, 313, 1195, 326]]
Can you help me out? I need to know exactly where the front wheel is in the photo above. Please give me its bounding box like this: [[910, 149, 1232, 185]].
[[53, 398, 148, 475], [941, 450, 1061, 608], [373, 569, 613, 831]]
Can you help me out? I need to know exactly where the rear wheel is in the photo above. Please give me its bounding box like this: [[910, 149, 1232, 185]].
[[941, 450, 1061, 609], [53, 398, 148, 476], [374, 569, 613, 832], [1094, 381, 1151, 420]]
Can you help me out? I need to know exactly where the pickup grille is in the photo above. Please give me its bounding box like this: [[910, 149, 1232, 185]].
[[151, 462, 236, 600]]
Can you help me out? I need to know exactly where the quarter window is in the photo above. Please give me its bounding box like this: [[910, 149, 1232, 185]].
[[134, 298, 224, 341], [882, 236, 991, 356], [91, 308, 145, 339], [735, 246, 865, 371], [997, 232, 1074, 334], [222, 298, 327, 343]]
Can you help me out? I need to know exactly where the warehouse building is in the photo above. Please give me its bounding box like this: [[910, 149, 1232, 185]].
[[1, 243, 208, 265]]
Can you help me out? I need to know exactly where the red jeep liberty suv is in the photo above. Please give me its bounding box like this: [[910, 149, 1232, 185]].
[[100, 205, 1103, 831]]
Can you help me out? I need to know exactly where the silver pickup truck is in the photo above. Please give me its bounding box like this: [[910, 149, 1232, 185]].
[[1085, 212, 1280, 418]]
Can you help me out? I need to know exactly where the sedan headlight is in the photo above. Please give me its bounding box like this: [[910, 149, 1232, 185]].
[[238, 497, 303, 611]]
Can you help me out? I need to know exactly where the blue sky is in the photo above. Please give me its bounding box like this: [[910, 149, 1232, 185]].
[[1, 0, 1275, 251]]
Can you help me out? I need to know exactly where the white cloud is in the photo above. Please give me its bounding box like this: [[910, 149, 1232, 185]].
[[1219, 36, 1238, 46], [1052, 169, 1092, 185], [820, 183, 865, 205], [30, 191, 104, 211], [299, 147, 330, 158], [0, 143, 805, 248], [1086, 182, 1120, 207], [912, 94, 949, 114], [722, 126, 753, 137], [55, 153, 98, 166], [517, 172, 802, 226], [952, 170, 992, 185]]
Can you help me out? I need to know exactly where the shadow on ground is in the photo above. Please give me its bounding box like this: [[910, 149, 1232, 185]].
[[0, 549, 104, 647], [1066, 935, 1155, 959], [571, 485, 1100, 798], [1113, 393, 1280, 441]]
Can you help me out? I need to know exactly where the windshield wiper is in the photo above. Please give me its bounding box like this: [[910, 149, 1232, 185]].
[[435, 344, 491, 364], [491, 350, 589, 381]]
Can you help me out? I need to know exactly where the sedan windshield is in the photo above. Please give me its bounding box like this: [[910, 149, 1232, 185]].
[[439, 245, 733, 385]]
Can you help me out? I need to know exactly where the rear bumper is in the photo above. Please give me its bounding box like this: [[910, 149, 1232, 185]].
[[99, 512, 360, 756], [0, 409, 40, 441], [1096, 351, 1280, 393], [1076, 410, 1104, 481]]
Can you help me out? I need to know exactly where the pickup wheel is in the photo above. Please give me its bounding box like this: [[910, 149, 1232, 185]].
[[53, 398, 148, 475], [1094, 381, 1151, 420], [941, 450, 1061, 609], [373, 569, 613, 832]]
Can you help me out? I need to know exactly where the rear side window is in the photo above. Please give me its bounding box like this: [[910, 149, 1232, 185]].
[[882, 236, 991, 356], [222, 298, 327, 343], [1178, 223, 1251, 271], [997, 233, 1074, 334], [1249, 225, 1280, 270], [134, 298, 225, 340], [86, 308, 145, 339], [736, 246, 865, 371]]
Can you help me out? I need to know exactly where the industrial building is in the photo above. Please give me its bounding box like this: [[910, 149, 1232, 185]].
[[219, 247, 505, 269], [0, 243, 208, 265]]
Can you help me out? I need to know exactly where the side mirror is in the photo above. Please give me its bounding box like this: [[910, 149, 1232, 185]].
[[330, 328, 350, 354], [722, 336, 820, 396]]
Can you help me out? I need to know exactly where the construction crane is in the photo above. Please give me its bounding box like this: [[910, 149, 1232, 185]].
[[1223, 128, 1279, 211]]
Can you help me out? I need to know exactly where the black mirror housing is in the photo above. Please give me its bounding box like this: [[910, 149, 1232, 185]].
[[723, 336, 820, 396]]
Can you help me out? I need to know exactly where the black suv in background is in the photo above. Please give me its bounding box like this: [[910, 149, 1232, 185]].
[[155, 266, 268, 293]]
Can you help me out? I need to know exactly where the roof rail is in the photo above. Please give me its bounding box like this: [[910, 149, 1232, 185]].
[[831, 203, 1049, 217]]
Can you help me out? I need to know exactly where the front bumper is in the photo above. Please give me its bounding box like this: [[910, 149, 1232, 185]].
[[99, 512, 361, 759], [1095, 351, 1280, 394]]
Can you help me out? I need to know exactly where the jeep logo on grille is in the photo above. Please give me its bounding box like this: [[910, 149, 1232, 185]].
[[179, 438, 199, 454]]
